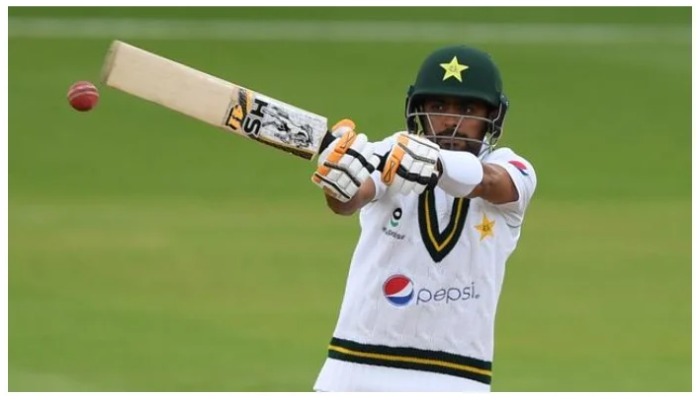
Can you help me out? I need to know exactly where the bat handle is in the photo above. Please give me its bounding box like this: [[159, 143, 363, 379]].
[[318, 130, 337, 156], [317, 130, 388, 175]]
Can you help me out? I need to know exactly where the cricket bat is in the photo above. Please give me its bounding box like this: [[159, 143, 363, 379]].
[[101, 40, 336, 160]]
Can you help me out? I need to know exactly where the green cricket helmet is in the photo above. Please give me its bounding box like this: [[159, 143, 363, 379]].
[[405, 45, 509, 156]]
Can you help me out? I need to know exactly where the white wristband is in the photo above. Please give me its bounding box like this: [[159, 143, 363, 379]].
[[437, 149, 484, 197]]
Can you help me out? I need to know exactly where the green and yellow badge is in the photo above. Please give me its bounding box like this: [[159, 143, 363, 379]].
[[440, 56, 469, 82], [475, 214, 495, 240]]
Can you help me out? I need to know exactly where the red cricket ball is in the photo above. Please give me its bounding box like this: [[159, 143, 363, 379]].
[[67, 81, 99, 112]]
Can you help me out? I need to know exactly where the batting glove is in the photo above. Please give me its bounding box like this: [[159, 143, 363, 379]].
[[380, 133, 440, 196], [311, 119, 380, 202]]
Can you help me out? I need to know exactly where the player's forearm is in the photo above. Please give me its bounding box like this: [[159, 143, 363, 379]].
[[436, 149, 484, 197], [469, 163, 519, 204], [324, 179, 376, 216], [436, 150, 518, 204]]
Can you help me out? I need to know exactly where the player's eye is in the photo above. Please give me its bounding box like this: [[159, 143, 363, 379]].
[[427, 103, 445, 112], [461, 105, 474, 114]]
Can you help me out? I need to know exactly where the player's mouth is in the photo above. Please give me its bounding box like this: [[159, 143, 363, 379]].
[[436, 138, 465, 150], [426, 134, 481, 155]]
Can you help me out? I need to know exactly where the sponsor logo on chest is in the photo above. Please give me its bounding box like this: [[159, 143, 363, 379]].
[[381, 207, 406, 240], [382, 274, 480, 307]]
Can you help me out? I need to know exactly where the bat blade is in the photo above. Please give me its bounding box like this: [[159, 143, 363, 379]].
[[101, 40, 331, 160]]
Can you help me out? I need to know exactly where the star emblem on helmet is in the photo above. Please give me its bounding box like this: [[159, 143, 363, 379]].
[[440, 56, 469, 82]]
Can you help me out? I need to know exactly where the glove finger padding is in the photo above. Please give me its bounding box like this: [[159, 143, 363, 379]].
[[382, 133, 440, 197], [312, 119, 378, 202]]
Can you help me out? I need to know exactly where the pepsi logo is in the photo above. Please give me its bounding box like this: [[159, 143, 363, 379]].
[[383, 274, 414, 306]]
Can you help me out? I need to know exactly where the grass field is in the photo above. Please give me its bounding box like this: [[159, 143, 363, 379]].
[[8, 7, 691, 391]]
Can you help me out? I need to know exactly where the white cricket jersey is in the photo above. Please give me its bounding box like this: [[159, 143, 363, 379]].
[[314, 133, 537, 392]]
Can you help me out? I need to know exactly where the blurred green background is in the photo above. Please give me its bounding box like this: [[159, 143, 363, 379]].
[[8, 6, 691, 391]]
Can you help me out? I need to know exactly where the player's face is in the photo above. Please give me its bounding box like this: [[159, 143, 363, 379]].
[[421, 96, 490, 154]]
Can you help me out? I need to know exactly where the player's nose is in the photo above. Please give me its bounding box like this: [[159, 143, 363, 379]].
[[441, 114, 460, 130]]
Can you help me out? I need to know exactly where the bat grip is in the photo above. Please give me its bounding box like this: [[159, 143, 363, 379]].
[[316, 130, 391, 176], [318, 130, 337, 155]]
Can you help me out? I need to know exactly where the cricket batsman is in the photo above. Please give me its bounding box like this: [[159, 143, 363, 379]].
[[311, 45, 537, 392]]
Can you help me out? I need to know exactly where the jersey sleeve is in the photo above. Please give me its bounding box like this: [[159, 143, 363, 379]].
[[368, 133, 400, 202], [483, 148, 537, 227]]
